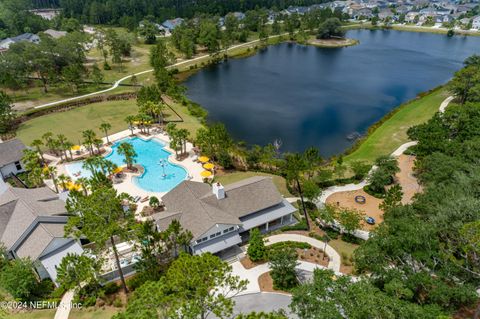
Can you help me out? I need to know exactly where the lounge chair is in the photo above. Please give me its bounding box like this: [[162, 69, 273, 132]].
[[140, 196, 149, 203], [133, 195, 141, 203]]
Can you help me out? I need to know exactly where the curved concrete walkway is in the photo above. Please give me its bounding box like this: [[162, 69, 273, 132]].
[[34, 33, 293, 110], [53, 289, 74, 319], [316, 95, 454, 240], [230, 233, 342, 296]]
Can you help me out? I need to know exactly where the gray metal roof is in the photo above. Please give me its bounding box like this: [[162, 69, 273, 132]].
[[156, 176, 284, 240], [0, 139, 26, 168], [0, 186, 68, 260]]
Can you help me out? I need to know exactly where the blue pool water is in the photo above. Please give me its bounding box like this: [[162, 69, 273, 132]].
[[65, 137, 187, 193]]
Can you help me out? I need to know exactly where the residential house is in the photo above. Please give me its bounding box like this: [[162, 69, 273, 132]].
[[162, 18, 184, 31], [43, 29, 67, 39], [405, 11, 419, 22], [232, 12, 246, 20], [0, 33, 40, 51], [0, 139, 26, 180], [0, 180, 83, 284], [29, 9, 61, 20], [473, 16, 480, 29], [378, 8, 394, 19], [154, 177, 297, 255]]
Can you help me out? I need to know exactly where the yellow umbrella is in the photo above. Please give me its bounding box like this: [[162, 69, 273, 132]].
[[198, 156, 210, 163], [71, 145, 81, 151], [66, 182, 81, 191], [113, 167, 123, 174], [203, 163, 214, 170], [200, 170, 212, 178]]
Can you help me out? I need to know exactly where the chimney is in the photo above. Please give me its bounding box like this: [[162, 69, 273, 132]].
[[212, 182, 225, 200]]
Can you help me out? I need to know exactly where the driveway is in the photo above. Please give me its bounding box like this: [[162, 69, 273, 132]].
[[211, 292, 295, 318]]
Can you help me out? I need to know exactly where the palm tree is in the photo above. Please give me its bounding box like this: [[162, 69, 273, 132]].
[[42, 132, 54, 154], [117, 142, 137, 170], [282, 153, 310, 230], [82, 130, 97, 155], [57, 134, 69, 161], [100, 122, 112, 144], [64, 141, 74, 160], [177, 128, 190, 155], [57, 174, 71, 192], [44, 166, 59, 193], [30, 139, 45, 163], [94, 138, 103, 154], [125, 115, 136, 136]]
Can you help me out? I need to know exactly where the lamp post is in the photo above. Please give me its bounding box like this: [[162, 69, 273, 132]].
[[159, 159, 167, 178], [323, 233, 330, 261]]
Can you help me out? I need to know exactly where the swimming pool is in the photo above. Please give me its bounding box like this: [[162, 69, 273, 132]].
[[65, 137, 188, 193]]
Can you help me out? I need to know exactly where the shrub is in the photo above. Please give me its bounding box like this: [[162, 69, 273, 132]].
[[126, 274, 147, 291], [103, 282, 120, 295], [281, 219, 308, 231], [267, 241, 311, 257], [269, 248, 299, 291], [113, 297, 123, 308], [324, 228, 340, 240], [247, 228, 266, 262], [342, 233, 363, 245]]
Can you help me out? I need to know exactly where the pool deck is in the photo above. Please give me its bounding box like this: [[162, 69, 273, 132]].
[[54, 127, 207, 218]]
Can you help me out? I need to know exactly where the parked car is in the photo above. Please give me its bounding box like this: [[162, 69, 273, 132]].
[[365, 217, 376, 225]]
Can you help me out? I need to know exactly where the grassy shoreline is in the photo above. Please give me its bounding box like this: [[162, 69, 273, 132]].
[[344, 86, 450, 164]]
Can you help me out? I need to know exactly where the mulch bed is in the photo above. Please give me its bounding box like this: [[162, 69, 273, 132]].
[[258, 272, 290, 294]]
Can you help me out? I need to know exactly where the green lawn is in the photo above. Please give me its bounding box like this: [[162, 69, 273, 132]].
[[344, 87, 449, 164], [16, 97, 204, 147], [329, 238, 359, 262], [216, 171, 292, 197], [7, 307, 120, 319], [16, 99, 139, 147]]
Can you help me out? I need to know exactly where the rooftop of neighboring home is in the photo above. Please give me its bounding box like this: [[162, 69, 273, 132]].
[[43, 29, 67, 39], [0, 32, 40, 50], [161, 18, 184, 30], [0, 139, 26, 168], [154, 176, 286, 240], [0, 183, 70, 260]]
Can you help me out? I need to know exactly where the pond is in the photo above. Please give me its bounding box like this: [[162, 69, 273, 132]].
[[184, 29, 480, 156]]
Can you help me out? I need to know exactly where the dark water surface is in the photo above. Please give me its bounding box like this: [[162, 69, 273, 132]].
[[184, 30, 480, 156]]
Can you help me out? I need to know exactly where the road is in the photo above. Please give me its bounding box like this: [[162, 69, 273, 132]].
[[212, 292, 295, 319]]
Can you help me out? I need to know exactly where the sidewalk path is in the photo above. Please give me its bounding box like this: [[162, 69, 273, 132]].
[[230, 233, 342, 295], [54, 289, 74, 319], [315, 95, 454, 240], [33, 34, 291, 110]]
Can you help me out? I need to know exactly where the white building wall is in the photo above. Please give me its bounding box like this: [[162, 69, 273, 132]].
[[0, 161, 24, 179], [194, 223, 239, 244], [39, 241, 84, 285]]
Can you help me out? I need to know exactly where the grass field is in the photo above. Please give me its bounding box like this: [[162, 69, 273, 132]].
[[344, 87, 449, 164], [8, 307, 120, 319], [16, 99, 139, 146], [216, 171, 292, 197], [16, 97, 204, 147]]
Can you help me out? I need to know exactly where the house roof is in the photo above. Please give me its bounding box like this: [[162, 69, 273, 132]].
[[0, 139, 26, 168], [43, 29, 67, 39], [0, 186, 68, 259], [155, 176, 283, 240]]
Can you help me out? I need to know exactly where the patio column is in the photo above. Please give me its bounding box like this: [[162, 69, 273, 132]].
[[265, 221, 269, 231], [290, 213, 293, 222]]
